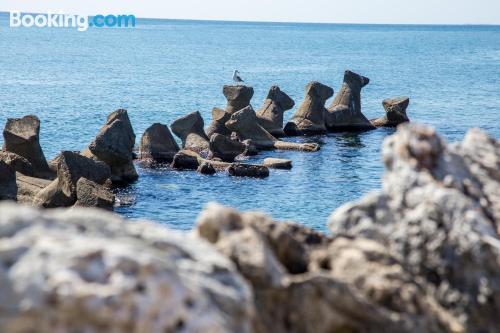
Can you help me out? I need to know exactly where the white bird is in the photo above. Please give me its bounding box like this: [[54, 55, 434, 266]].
[[233, 70, 244, 84]]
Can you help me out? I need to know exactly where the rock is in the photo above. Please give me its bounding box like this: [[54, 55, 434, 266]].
[[0, 202, 255, 333], [209, 134, 246, 162], [256, 86, 295, 137], [206, 107, 232, 138], [197, 161, 216, 175], [2, 115, 54, 179], [171, 111, 210, 156], [227, 163, 270, 178], [226, 106, 320, 152], [171, 150, 200, 170], [15, 173, 51, 204], [0, 151, 33, 176], [74, 177, 115, 210], [223, 85, 254, 115], [329, 124, 500, 332], [371, 97, 411, 127], [263, 158, 292, 170], [33, 151, 112, 208], [242, 139, 259, 156], [325, 70, 375, 132], [82, 109, 138, 184], [284, 82, 333, 136], [0, 161, 17, 201], [138, 123, 179, 163]]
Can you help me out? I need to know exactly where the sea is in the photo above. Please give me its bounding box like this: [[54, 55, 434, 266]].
[[1, 13, 499, 231]]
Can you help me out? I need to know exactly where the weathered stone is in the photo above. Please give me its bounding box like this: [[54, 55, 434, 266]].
[[223, 85, 254, 115], [0, 161, 17, 201], [263, 158, 292, 170], [197, 161, 216, 175], [0, 202, 255, 333], [15, 173, 51, 204], [0, 151, 33, 177], [139, 123, 179, 163], [171, 111, 210, 156], [371, 97, 411, 127], [226, 106, 319, 152], [209, 134, 246, 162], [74, 177, 115, 210], [2, 115, 53, 179], [325, 70, 375, 132], [329, 124, 500, 333], [82, 109, 138, 183], [227, 163, 270, 178], [171, 150, 200, 170], [284, 82, 333, 136], [256, 86, 295, 137], [33, 151, 112, 208], [206, 107, 232, 138]]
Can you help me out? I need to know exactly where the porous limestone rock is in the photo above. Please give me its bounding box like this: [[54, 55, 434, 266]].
[[325, 70, 375, 131], [371, 97, 411, 127], [74, 177, 115, 210], [2, 115, 53, 179], [226, 106, 319, 152], [223, 85, 254, 115], [0, 202, 254, 333], [139, 123, 179, 163], [263, 158, 292, 170], [256, 86, 295, 137], [171, 111, 210, 156], [0, 151, 33, 177], [284, 82, 333, 136], [82, 109, 138, 183], [209, 133, 246, 162], [0, 161, 17, 201]]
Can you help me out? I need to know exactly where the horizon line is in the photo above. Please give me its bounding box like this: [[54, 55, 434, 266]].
[[0, 11, 499, 26]]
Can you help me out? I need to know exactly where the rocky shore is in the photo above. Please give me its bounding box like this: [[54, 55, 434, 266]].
[[0, 123, 498, 333]]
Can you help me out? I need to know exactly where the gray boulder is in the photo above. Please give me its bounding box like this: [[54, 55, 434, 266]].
[[139, 123, 179, 163], [2, 115, 54, 179], [171, 150, 201, 170], [82, 109, 138, 183], [0, 151, 33, 177], [256, 86, 295, 137], [371, 97, 410, 127], [223, 85, 254, 115], [209, 133, 246, 162], [284, 82, 333, 136], [0, 161, 17, 201], [15, 173, 51, 204], [325, 70, 375, 131], [171, 111, 210, 156], [263, 158, 292, 170], [0, 202, 255, 333], [206, 107, 232, 138]]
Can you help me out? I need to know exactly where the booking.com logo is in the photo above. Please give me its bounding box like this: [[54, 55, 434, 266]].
[[9, 11, 136, 31]]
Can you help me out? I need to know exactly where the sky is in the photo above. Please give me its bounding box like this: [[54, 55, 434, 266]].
[[1, 0, 500, 25]]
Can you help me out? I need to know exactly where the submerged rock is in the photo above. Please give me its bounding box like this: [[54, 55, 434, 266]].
[[256, 86, 295, 137], [0, 151, 34, 177], [209, 133, 246, 162], [371, 97, 411, 127], [2, 115, 54, 179], [0, 202, 254, 333], [171, 111, 210, 155], [139, 123, 179, 163], [198, 161, 216, 175], [227, 163, 270, 178], [263, 158, 292, 170], [325, 70, 375, 132], [226, 106, 319, 152], [0, 161, 17, 201], [284, 82, 333, 136], [82, 109, 138, 184]]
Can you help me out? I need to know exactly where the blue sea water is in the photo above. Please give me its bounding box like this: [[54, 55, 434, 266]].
[[0, 14, 499, 231]]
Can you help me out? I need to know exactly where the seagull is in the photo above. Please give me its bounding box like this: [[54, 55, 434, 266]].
[[233, 70, 244, 84]]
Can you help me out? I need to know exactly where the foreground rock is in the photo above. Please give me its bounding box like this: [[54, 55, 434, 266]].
[[0, 161, 17, 200], [0, 202, 254, 333], [329, 124, 500, 333], [82, 109, 138, 183], [2, 115, 54, 179], [209, 133, 246, 162], [256, 86, 295, 137], [284, 82, 333, 136], [371, 97, 411, 127], [226, 106, 320, 152], [33, 151, 112, 208], [325, 70, 375, 131], [139, 123, 179, 164], [171, 111, 210, 156]]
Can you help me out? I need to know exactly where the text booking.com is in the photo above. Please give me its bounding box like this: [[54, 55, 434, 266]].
[[9, 11, 136, 31]]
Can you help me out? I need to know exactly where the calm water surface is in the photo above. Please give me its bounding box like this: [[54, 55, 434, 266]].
[[1, 15, 499, 230]]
